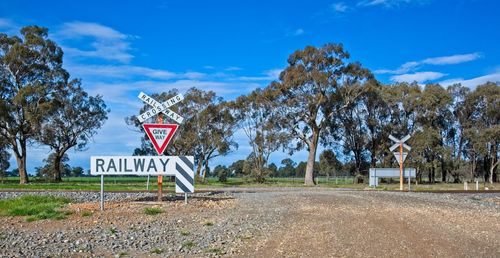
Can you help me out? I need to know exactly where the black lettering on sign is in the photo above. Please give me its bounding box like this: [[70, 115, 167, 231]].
[[134, 158, 145, 171], [107, 159, 116, 172], [160, 158, 170, 171], [96, 159, 105, 172], [147, 159, 157, 172], [124, 159, 132, 172]]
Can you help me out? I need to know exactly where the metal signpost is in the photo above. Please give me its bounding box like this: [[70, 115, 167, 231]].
[[389, 135, 411, 191], [91, 91, 194, 211]]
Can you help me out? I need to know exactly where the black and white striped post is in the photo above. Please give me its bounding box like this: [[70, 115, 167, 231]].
[[175, 156, 195, 203]]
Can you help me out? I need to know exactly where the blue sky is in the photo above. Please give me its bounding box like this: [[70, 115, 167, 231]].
[[1, 0, 499, 173]]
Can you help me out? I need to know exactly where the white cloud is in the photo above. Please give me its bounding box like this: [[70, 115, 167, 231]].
[[331, 2, 349, 12], [375, 52, 481, 74], [358, 0, 427, 8], [421, 53, 482, 65], [225, 66, 243, 71], [390, 71, 446, 83], [286, 28, 304, 37], [67, 64, 206, 80], [58, 21, 127, 40], [294, 28, 304, 36], [57, 21, 134, 63], [439, 72, 500, 88], [235, 68, 282, 81], [0, 18, 14, 28], [0, 18, 19, 34]]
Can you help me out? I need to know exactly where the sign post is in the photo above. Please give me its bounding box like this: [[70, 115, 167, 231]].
[[156, 114, 164, 202], [389, 135, 411, 191]]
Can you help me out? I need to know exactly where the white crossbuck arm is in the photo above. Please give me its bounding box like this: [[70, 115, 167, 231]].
[[137, 92, 185, 123]]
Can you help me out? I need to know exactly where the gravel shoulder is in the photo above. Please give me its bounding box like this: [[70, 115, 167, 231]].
[[0, 189, 499, 257]]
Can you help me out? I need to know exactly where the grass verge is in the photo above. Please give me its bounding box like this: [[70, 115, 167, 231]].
[[0, 195, 72, 221], [144, 207, 163, 215]]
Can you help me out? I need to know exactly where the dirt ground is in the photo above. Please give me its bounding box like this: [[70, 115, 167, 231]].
[[239, 190, 500, 258], [0, 188, 499, 257]]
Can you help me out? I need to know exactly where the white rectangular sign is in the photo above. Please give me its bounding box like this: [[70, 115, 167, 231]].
[[91, 156, 176, 175]]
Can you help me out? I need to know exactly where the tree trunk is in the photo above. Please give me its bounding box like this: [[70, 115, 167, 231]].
[[15, 141, 29, 184], [441, 159, 446, 183], [53, 153, 62, 182], [203, 159, 209, 178], [304, 129, 319, 186], [196, 158, 203, 177], [489, 159, 499, 184]]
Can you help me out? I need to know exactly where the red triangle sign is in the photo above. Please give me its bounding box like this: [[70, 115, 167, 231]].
[[142, 123, 179, 155]]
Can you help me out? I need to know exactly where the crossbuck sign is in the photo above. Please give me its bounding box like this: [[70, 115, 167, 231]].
[[389, 134, 411, 191]]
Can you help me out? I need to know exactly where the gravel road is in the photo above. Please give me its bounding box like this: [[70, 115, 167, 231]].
[[0, 188, 499, 257]]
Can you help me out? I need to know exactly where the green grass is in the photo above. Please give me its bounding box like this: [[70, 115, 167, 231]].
[[1, 176, 498, 191], [205, 247, 223, 255], [180, 229, 190, 236], [144, 207, 163, 215], [0, 195, 72, 221], [181, 241, 195, 250], [203, 221, 214, 226], [81, 210, 93, 217]]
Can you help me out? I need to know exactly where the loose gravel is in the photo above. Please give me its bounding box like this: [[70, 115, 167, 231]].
[[0, 188, 499, 257]]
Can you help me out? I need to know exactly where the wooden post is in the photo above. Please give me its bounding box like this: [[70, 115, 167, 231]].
[[157, 114, 164, 202], [400, 143, 403, 191]]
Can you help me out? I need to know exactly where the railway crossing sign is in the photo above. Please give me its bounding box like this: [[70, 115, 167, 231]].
[[389, 134, 411, 191], [137, 92, 185, 124], [389, 134, 411, 152], [143, 123, 178, 155]]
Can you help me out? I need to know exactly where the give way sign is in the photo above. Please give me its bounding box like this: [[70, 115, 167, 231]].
[[143, 124, 178, 155]]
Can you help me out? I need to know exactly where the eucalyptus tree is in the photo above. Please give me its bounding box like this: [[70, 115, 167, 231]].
[[415, 84, 453, 182], [462, 82, 499, 184], [0, 26, 68, 184], [270, 43, 372, 185], [231, 88, 287, 182], [38, 79, 108, 182], [447, 83, 471, 181], [362, 80, 392, 167], [35, 153, 70, 179], [319, 149, 342, 180]]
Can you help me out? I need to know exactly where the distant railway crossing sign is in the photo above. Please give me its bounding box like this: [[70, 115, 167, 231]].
[[389, 134, 411, 191], [143, 123, 178, 155], [389, 134, 411, 152]]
